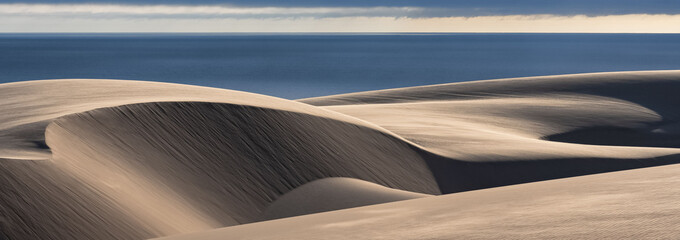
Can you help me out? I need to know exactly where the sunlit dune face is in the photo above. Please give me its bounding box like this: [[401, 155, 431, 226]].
[[0, 3, 679, 32]]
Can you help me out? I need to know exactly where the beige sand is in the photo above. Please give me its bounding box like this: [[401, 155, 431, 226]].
[[0, 80, 436, 239], [158, 162, 680, 240], [1, 71, 680, 239], [0, 79, 396, 161], [259, 177, 430, 221], [302, 70, 680, 192]]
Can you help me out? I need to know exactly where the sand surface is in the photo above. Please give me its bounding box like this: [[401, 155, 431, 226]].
[[1, 71, 679, 239], [159, 162, 680, 240], [303, 70, 680, 192]]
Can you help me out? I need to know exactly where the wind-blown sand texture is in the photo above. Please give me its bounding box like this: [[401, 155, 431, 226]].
[[1, 71, 680, 239], [159, 162, 680, 240]]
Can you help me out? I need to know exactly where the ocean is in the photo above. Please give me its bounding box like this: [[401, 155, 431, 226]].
[[2, 33, 679, 99]]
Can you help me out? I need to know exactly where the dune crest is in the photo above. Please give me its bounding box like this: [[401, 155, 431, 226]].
[[0, 79, 396, 161], [260, 177, 430, 221], [302, 71, 680, 192], [159, 162, 680, 240], [1, 82, 438, 239], [2, 71, 680, 239]]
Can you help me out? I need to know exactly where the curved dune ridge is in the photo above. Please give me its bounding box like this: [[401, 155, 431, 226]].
[[259, 177, 431, 221], [44, 102, 437, 234], [0, 79, 399, 162], [0, 80, 437, 239], [0, 71, 680, 239], [160, 162, 680, 240], [302, 70, 680, 192]]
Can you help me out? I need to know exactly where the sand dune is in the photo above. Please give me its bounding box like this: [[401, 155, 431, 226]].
[[0, 80, 437, 239], [1, 71, 680, 239], [260, 177, 430, 221], [159, 162, 680, 240], [301, 70, 680, 192], [45, 102, 437, 231], [0, 79, 395, 162]]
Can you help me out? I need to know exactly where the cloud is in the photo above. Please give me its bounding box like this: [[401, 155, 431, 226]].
[[0, 0, 679, 16], [2, 13, 680, 33], [0, 4, 432, 18], [1, 3, 679, 33]]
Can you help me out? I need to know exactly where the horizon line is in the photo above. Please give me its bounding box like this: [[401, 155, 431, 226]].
[[2, 32, 680, 34]]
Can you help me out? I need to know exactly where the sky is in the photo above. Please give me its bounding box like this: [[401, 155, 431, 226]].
[[1, 0, 680, 32]]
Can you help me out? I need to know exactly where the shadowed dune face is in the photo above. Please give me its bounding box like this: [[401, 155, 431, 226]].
[[0, 80, 438, 239], [159, 163, 680, 240], [0, 79, 393, 162], [36, 102, 437, 238], [324, 94, 671, 160], [545, 125, 680, 148], [302, 71, 680, 193], [0, 160, 154, 240], [2, 71, 680, 239]]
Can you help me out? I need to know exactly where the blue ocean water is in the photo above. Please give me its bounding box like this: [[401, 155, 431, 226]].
[[1, 33, 679, 99]]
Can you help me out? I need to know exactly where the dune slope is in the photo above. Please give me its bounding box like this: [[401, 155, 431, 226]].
[[301, 71, 680, 192], [158, 162, 680, 240], [259, 177, 430, 221], [0, 79, 394, 161], [0, 80, 437, 239], [3, 71, 680, 239]]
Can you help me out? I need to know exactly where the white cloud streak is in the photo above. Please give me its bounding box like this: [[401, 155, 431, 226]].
[[1, 4, 679, 33], [0, 4, 426, 18]]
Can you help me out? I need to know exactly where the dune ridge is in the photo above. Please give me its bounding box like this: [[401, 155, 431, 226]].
[[302, 70, 680, 192], [46, 102, 438, 226], [0, 79, 399, 162], [1, 71, 680, 239], [259, 177, 431, 221], [0, 80, 438, 239], [159, 162, 680, 240]]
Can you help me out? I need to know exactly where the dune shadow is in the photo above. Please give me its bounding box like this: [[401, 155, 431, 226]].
[[544, 124, 680, 149], [421, 149, 680, 194]]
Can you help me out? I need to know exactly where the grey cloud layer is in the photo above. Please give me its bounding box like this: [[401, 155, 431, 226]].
[[0, 5, 453, 19], [0, 0, 678, 16]]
